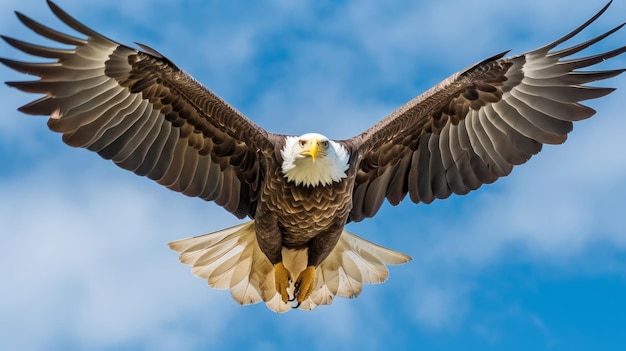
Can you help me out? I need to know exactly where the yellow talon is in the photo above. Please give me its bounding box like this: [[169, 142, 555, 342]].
[[295, 265, 316, 303], [274, 262, 291, 303]]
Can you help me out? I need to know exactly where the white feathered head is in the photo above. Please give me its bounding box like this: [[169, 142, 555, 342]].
[[280, 133, 350, 187]]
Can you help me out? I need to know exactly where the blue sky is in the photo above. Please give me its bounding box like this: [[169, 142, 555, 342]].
[[1, 0, 626, 350]]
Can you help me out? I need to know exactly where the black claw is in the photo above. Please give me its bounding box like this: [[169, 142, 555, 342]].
[[294, 281, 301, 295], [287, 282, 301, 303], [290, 282, 303, 307]]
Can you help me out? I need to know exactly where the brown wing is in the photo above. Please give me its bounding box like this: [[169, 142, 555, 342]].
[[347, 2, 626, 222], [0, 1, 280, 219]]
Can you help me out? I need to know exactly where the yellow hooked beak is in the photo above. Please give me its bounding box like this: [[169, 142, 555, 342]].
[[300, 138, 320, 162]]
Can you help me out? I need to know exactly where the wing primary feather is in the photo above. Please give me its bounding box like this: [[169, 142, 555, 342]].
[[522, 69, 626, 86], [46, 0, 116, 44], [533, 1, 613, 54], [8, 75, 109, 96], [515, 84, 615, 104], [504, 96, 571, 143], [63, 91, 137, 148], [509, 88, 595, 121], [1, 35, 74, 59], [548, 22, 625, 59], [14, 11, 85, 46], [0, 58, 64, 77], [555, 46, 626, 72]]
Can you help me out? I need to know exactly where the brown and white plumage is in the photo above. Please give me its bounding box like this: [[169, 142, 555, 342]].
[[2, 1, 624, 312]]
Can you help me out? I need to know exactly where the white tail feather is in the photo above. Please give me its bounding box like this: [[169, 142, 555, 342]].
[[168, 221, 411, 312]]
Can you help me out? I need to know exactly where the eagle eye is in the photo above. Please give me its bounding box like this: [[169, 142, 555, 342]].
[[321, 140, 329, 148], [299, 139, 306, 147]]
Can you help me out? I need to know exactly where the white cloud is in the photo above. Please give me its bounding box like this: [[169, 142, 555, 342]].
[[411, 279, 471, 330], [0, 155, 241, 350]]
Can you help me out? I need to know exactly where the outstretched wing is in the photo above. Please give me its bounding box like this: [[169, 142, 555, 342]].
[[348, 2, 626, 222], [1, 0, 278, 219]]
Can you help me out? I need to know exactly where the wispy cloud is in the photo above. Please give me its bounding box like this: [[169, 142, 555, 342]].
[[0, 158, 241, 350]]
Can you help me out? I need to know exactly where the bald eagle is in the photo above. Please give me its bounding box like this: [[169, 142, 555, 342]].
[[2, 1, 624, 312]]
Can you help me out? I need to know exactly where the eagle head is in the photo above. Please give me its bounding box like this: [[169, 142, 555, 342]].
[[281, 133, 350, 187]]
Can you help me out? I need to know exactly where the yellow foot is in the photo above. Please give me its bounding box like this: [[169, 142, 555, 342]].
[[274, 262, 292, 303], [295, 265, 316, 303]]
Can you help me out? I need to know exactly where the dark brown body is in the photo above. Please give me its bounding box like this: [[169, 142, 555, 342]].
[[254, 143, 359, 267]]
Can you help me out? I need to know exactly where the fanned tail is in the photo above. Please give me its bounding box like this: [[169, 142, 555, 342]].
[[168, 221, 275, 307], [168, 221, 411, 312], [296, 230, 412, 310]]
